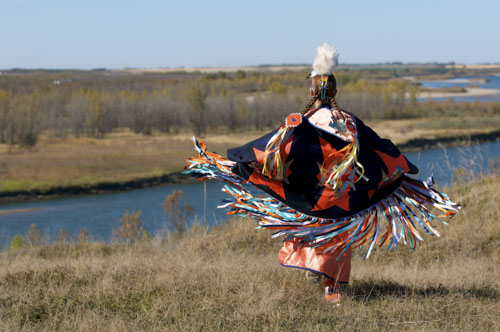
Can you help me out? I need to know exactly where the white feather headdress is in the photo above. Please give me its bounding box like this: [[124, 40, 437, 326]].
[[311, 43, 339, 77]]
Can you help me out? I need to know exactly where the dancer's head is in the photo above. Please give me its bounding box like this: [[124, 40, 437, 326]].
[[310, 74, 337, 102], [302, 43, 340, 113]]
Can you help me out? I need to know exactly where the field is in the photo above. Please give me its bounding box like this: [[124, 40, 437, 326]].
[[0, 171, 498, 331]]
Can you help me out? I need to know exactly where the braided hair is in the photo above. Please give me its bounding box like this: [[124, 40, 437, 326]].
[[302, 74, 345, 121]]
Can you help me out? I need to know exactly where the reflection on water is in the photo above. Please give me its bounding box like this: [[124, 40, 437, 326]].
[[1, 141, 499, 247]]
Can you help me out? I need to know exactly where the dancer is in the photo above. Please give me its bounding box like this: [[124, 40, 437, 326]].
[[185, 43, 459, 304]]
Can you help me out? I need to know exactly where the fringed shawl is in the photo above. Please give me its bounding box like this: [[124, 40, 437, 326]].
[[184, 110, 459, 259]]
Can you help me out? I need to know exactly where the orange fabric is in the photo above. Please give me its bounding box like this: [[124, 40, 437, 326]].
[[317, 136, 338, 162], [248, 169, 286, 200], [374, 149, 410, 183], [277, 239, 352, 283], [252, 147, 266, 163], [311, 186, 350, 212]]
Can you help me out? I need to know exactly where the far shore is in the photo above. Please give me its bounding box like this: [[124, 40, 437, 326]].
[[115, 63, 500, 74], [419, 87, 500, 99], [116, 65, 310, 74], [415, 76, 499, 99], [0, 172, 196, 204], [0, 208, 37, 216]]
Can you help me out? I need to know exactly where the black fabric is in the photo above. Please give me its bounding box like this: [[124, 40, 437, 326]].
[[228, 115, 418, 219]]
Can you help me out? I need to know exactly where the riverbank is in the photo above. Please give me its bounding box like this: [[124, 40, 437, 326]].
[[0, 172, 498, 331], [398, 129, 500, 151], [0, 172, 195, 204], [401, 75, 500, 100], [1, 124, 500, 203], [419, 87, 500, 100]]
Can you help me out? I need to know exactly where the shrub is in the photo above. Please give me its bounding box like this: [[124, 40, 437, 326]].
[[26, 223, 45, 247], [77, 228, 89, 244], [163, 190, 193, 234], [113, 210, 144, 243], [10, 235, 26, 250], [54, 228, 73, 243], [140, 230, 153, 243]]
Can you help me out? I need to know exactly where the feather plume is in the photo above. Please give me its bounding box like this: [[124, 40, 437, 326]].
[[311, 43, 339, 77]]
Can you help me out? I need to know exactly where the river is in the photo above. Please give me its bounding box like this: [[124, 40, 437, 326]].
[[419, 75, 500, 102], [0, 141, 499, 247]]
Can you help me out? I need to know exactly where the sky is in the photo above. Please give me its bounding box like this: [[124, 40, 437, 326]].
[[1, 0, 499, 69]]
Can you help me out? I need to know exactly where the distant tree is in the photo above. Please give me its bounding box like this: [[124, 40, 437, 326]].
[[11, 93, 42, 146], [269, 81, 286, 95], [235, 70, 246, 79], [46, 87, 72, 138], [236, 97, 250, 132], [83, 89, 113, 138], [206, 73, 218, 80], [65, 90, 88, 137], [208, 95, 237, 132], [186, 85, 208, 136], [0, 90, 9, 143]]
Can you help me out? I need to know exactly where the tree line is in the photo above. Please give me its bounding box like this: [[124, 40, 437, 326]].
[[0, 68, 498, 146]]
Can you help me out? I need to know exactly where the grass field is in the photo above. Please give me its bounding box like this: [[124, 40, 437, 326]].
[[0, 130, 263, 193], [0, 171, 498, 331], [1, 115, 499, 194]]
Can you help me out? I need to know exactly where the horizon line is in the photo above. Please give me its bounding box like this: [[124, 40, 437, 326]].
[[2, 62, 500, 73]]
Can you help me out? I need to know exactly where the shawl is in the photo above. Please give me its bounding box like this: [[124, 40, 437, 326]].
[[184, 108, 459, 259]]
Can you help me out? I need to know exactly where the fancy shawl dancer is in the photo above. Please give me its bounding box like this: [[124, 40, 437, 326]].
[[184, 43, 460, 304]]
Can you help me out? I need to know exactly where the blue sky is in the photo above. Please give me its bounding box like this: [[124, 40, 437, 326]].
[[1, 0, 499, 69]]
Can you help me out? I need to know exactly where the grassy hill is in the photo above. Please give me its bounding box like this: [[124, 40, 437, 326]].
[[0, 173, 498, 331]]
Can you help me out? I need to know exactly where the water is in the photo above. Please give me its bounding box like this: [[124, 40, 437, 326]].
[[419, 75, 500, 102], [0, 181, 228, 247], [421, 80, 471, 89], [1, 141, 499, 247], [404, 141, 500, 184], [421, 75, 500, 90]]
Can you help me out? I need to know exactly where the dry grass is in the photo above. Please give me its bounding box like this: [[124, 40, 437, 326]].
[[1, 117, 499, 193], [0, 173, 498, 331], [368, 116, 500, 146], [0, 130, 264, 192]]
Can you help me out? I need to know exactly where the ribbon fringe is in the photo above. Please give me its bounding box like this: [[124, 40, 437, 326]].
[[320, 134, 365, 193], [262, 124, 290, 180], [184, 138, 460, 260], [184, 137, 240, 183]]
